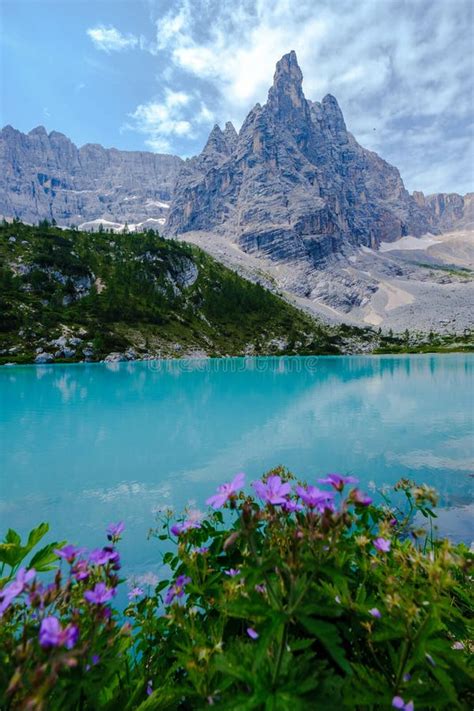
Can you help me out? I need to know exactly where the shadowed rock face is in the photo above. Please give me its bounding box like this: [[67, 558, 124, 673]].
[[0, 125, 183, 226], [166, 51, 440, 263]]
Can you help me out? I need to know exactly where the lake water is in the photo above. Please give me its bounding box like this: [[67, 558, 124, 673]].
[[1, 354, 473, 583]]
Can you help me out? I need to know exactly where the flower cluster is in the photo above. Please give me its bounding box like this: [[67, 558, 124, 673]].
[[0, 567, 35, 616], [0, 473, 469, 710], [39, 616, 79, 650], [165, 575, 191, 605]]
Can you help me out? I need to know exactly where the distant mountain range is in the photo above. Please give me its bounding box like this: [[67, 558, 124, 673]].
[[1, 51, 472, 332], [0, 125, 183, 230]]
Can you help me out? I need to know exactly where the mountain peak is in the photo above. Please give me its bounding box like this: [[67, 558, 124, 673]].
[[28, 126, 48, 138], [270, 50, 303, 93], [321, 94, 347, 135], [224, 121, 238, 142], [267, 51, 308, 124], [274, 50, 301, 80], [203, 124, 230, 156]]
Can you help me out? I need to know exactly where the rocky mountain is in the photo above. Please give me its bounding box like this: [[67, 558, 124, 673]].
[[167, 51, 437, 259], [0, 125, 183, 229], [165, 52, 473, 333]]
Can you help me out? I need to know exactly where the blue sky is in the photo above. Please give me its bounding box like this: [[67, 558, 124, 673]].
[[1, 0, 473, 194]]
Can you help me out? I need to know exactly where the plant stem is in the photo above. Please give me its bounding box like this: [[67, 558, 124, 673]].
[[272, 623, 287, 689]]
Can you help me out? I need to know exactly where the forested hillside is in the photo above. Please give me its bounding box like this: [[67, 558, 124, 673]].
[[0, 221, 356, 364]]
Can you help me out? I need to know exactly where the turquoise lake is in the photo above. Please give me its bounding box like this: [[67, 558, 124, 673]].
[[1, 354, 473, 582]]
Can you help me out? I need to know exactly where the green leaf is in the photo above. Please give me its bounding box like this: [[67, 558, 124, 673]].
[[288, 638, 314, 652], [5, 528, 21, 545], [297, 616, 351, 675], [0, 543, 18, 566], [430, 664, 461, 704], [134, 686, 194, 710], [26, 522, 49, 550], [29, 541, 65, 571]]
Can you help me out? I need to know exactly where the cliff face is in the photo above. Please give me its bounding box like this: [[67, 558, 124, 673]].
[[166, 51, 436, 264], [0, 125, 183, 227], [412, 191, 474, 232]]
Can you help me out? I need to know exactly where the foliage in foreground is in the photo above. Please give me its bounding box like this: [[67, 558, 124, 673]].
[[0, 471, 472, 710]]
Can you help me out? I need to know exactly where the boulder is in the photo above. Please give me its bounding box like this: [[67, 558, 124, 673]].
[[35, 352, 54, 364]]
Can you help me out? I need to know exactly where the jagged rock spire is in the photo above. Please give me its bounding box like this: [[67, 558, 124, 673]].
[[265, 51, 313, 148], [267, 51, 307, 118], [321, 94, 347, 135], [203, 124, 227, 154], [223, 121, 238, 146]]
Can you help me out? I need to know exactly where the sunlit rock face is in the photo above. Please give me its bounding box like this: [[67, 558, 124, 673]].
[[167, 51, 446, 263], [0, 124, 183, 227], [412, 190, 474, 231]]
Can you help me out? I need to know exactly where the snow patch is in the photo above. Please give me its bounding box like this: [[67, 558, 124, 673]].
[[145, 200, 170, 209]]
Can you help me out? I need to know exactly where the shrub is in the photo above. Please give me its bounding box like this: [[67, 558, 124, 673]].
[[0, 471, 472, 710]]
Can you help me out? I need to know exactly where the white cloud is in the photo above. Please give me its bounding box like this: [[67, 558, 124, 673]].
[[87, 25, 138, 53], [126, 88, 214, 152]]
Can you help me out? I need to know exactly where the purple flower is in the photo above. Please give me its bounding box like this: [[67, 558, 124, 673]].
[[281, 499, 303, 513], [54, 544, 84, 564], [206, 473, 245, 509], [39, 616, 79, 650], [72, 559, 90, 581], [255, 584, 266, 594], [373, 537, 391, 553], [0, 567, 36, 616], [369, 608, 381, 618], [252, 475, 291, 505], [89, 547, 120, 568], [392, 696, 414, 711], [84, 582, 116, 605], [92, 654, 100, 665], [247, 627, 259, 640], [318, 473, 358, 491], [349, 489, 373, 506], [106, 521, 125, 542], [128, 587, 144, 600], [146, 680, 153, 696], [170, 519, 202, 537], [165, 575, 191, 605], [296, 485, 334, 512], [194, 546, 209, 555], [225, 568, 240, 577]]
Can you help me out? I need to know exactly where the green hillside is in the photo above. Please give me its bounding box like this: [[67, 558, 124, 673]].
[[0, 221, 360, 364]]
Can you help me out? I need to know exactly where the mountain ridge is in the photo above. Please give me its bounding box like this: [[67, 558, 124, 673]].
[[0, 123, 183, 228], [1, 50, 471, 237]]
